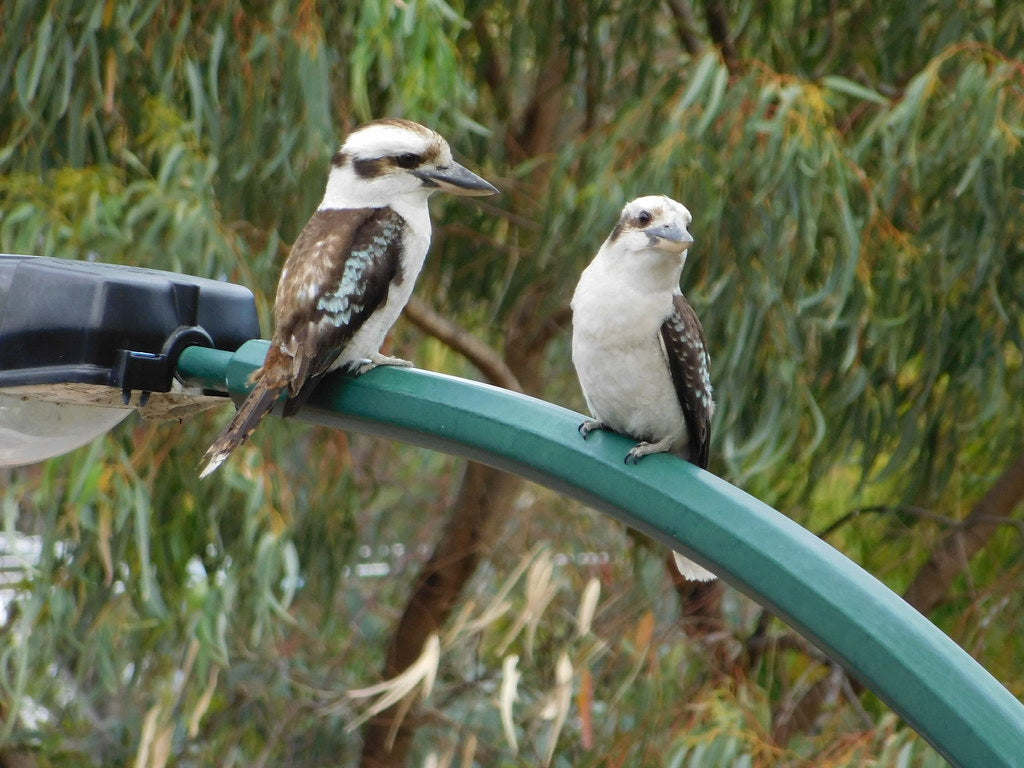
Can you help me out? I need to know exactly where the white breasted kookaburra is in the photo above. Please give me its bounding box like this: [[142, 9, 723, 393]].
[[570, 195, 716, 581], [200, 118, 498, 477]]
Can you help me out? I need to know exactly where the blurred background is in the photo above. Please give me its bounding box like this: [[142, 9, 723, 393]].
[[1, 1, 1022, 766]]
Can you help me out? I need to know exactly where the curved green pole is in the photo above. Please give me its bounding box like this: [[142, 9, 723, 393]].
[[179, 341, 1024, 767]]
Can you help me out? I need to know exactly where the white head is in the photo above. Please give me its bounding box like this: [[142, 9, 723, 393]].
[[592, 195, 695, 289], [606, 195, 694, 256], [593, 195, 694, 282], [320, 118, 497, 210]]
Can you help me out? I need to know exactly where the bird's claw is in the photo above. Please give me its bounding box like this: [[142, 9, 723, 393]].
[[345, 353, 416, 377], [624, 442, 651, 464], [343, 358, 374, 376], [578, 419, 604, 439]]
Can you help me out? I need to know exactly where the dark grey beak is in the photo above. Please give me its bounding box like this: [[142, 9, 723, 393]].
[[645, 222, 694, 252], [413, 162, 499, 196]]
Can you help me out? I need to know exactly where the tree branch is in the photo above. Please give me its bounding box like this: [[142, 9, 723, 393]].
[[403, 296, 523, 393], [664, 0, 704, 55], [468, 13, 511, 124], [361, 17, 575, 765], [504, 287, 572, 394], [509, 42, 570, 165], [702, 0, 741, 73], [767, 448, 1024, 746], [359, 463, 521, 767], [903, 449, 1024, 614]]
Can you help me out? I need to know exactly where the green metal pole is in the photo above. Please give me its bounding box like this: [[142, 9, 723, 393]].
[[179, 341, 1024, 767]]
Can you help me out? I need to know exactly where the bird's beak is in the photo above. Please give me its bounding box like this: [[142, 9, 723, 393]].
[[413, 162, 499, 196], [645, 223, 694, 253]]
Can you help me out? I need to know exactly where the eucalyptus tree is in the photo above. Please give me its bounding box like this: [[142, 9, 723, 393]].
[[1, 1, 1021, 766]]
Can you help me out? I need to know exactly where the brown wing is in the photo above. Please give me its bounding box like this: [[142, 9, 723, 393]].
[[200, 207, 406, 476], [267, 207, 405, 406], [660, 293, 713, 469]]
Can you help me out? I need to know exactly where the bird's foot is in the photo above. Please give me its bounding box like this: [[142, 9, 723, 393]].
[[624, 437, 672, 464], [578, 419, 606, 439], [342, 358, 374, 376], [345, 353, 415, 376], [368, 352, 414, 369]]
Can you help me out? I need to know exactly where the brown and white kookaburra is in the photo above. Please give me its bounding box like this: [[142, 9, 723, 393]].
[[570, 195, 716, 581], [200, 119, 497, 477]]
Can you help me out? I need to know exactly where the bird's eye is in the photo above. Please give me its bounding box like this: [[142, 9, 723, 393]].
[[396, 153, 421, 169], [637, 211, 652, 226]]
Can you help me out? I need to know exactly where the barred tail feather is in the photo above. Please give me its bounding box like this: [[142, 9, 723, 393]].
[[198, 383, 283, 478], [672, 551, 717, 582]]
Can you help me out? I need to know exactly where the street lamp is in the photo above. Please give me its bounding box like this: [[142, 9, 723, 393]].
[[0, 254, 259, 466]]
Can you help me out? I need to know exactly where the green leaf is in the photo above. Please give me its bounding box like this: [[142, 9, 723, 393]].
[[822, 75, 889, 105]]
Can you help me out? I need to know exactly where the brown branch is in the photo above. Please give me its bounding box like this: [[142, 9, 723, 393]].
[[361, 241, 541, 768], [702, 0, 741, 74], [359, 463, 522, 767], [530, 305, 573, 356], [744, 626, 830, 666], [817, 504, 961, 540], [0, 699, 37, 768], [445, 203, 542, 234], [664, 0, 704, 55], [0, 752, 36, 768], [360, 285, 558, 766], [772, 664, 846, 745], [504, 287, 572, 394], [903, 449, 1024, 614], [361, 21, 574, 764], [402, 296, 523, 393], [768, 448, 1024, 746], [469, 13, 511, 124], [508, 43, 570, 166]]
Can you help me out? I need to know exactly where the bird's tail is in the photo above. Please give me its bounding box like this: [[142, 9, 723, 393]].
[[672, 551, 717, 582], [198, 381, 282, 478]]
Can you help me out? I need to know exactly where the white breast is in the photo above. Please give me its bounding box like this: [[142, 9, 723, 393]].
[[571, 254, 687, 448]]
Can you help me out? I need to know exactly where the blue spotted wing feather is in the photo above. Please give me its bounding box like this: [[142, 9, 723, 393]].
[[271, 206, 405, 414]]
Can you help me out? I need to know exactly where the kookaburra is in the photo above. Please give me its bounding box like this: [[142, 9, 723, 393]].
[[199, 118, 497, 477], [570, 195, 716, 581]]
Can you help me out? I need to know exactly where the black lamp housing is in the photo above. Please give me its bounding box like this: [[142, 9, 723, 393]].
[[0, 254, 260, 400]]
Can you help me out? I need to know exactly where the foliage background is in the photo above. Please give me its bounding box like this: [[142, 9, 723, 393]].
[[1, 1, 1022, 766]]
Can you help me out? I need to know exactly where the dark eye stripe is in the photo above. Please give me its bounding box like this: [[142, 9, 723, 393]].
[[353, 157, 388, 179]]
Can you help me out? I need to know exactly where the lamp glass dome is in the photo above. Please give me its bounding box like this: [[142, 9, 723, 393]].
[[0, 392, 131, 467]]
